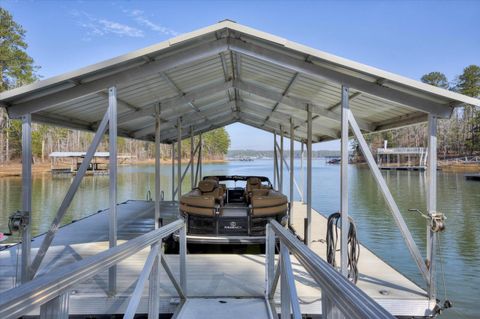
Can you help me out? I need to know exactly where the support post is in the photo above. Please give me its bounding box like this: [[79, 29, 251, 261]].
[[306, 105, 312, 247], [108, 86, 117, 296], [427, 114, 437, 300], [154, 104, 161, 228], [340, 85, 349, 277], [199, 133, 203, 181], [179, 224, 187, 294], [39, 293, 69, 319], [280, 126, 284, 192], [177, 118, 182, 199], [171, 144, 175, 201], [348, 110, 430, 284], [265, 224, 275, 297], [21, 113, 32, 283], [148, 246, 160, 319], [301, 142, 304, 204], [273, 132, 277, 189], [289, 118, 295, 218], [190, 126, 194, 190], [149, 104, 162, 318]]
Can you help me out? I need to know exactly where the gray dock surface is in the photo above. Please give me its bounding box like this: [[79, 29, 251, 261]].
[[0, 200, 434, 317]]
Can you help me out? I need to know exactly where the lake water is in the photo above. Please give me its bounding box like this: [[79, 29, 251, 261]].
[[0, 159, 479, 318]]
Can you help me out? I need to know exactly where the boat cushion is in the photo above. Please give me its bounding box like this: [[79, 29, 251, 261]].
[[198, 180, 217, 193], [250, 189, 288, 217]]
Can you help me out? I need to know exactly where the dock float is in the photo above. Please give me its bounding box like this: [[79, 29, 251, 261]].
[[0, 200, 433, 317]]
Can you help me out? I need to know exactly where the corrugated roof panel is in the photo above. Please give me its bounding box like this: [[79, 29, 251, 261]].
[[1, 21, 478, 144]]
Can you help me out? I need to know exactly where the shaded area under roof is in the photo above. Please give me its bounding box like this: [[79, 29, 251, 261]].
[[1, 20, 479, 144]]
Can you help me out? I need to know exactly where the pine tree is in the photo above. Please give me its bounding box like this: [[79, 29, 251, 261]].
[[0, 7, 38, 162]]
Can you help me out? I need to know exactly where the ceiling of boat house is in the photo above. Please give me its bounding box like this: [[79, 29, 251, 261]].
[[1, 20, 479, 144]]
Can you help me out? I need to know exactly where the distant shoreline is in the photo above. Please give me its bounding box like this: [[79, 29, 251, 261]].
[[0, 158, 227, 178]]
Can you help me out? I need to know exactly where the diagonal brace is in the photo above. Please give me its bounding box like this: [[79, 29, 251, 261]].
[[29, 107, 111, 277], [348, 109, 430, 284]]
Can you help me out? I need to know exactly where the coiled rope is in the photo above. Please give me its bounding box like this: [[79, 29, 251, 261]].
[[326, 212, 360, 283]]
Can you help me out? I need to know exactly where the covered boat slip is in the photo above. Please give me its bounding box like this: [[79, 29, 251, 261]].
[[1, 20, 480, 318], [0, 200, 431, 317]]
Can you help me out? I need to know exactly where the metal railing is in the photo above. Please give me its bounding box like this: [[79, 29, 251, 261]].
[[265, 220, 395, 319], [0, 219, 187, 319], [377, 147, 426, 154]]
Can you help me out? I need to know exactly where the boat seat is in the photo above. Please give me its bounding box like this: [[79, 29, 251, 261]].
[[245, 177, 263, 203], [205, 176, 226, 199], [250, 189, 288, 217], [180, 180, 223, 217]]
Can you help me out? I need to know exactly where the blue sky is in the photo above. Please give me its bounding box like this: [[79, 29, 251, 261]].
[[2, 0, 479, 150]]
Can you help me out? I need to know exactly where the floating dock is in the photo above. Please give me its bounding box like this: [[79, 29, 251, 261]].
[[0, 200, 433, 317], [465, 174, 480, 181]]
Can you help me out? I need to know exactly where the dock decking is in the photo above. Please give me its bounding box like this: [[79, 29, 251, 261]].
[[0, 200, 434, 317]]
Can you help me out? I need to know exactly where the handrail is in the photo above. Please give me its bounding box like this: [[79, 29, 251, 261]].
[[0, 219, 185, 319], [267, 220, 394, 319]]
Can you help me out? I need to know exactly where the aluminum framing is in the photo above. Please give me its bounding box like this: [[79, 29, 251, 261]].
[[21, 113, 32, 283], [108, 86, 117, 295], [1, 21, 477, 147], [267, 219, 395, 319], [340, 86, 349, 277]]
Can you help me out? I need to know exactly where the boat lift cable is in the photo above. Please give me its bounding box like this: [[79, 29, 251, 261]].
[[326, 212, 360, 284]]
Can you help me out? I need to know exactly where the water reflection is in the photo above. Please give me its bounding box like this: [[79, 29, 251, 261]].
[[0, 160, 479, 318]]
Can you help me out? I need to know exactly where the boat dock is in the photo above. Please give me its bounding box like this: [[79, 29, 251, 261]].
[[465, 174, 480, 181], [0, 200, 433, 317], [0, 20, 474, 318]]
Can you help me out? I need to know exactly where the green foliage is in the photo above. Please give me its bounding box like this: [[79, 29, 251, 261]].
[[0, 7, 38, 92], [202, 128, 230, 157], [421, 72, 449, 89], [455, 65, 480, 98]]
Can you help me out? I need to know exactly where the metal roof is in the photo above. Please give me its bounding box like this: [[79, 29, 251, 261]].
[[1, 20, 479, 144]]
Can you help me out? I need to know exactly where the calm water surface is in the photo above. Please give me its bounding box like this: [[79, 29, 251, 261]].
[[0, 160, 479, 318]]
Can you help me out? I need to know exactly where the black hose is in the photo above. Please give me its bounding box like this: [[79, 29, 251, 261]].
[[326, 212, 360, 284]]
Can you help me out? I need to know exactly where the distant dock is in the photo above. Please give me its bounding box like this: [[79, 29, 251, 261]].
[[465, 174, 480, 181]]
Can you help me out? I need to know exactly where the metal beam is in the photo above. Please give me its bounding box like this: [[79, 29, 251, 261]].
[[29, 107, 110, 277], [171, 144, 175, 201], [160, 114, 236, 143], [300, 142, 304, 203], [199, 133, 203, 181], [132, 101, 235, 139], [229, 39, 452, 117], [190, 126, 194, 190], [8, 39, 229, 116], [273, 132, 277, 189], [373, 112, 428, 132], [238, 113, 315, 142], [108, 86, 117, 296], [289, 118, 295, 206], [348, 109, 430, 284], [328, 91, 362, 111], [154, 103, 161, 228], [280, 126, 284, 192], [306, 105, 312, 247], [21, 113, 32, 283], [263, 72, 298, 125], [340, 86, 349, 277], [235, 79, 374, 132], [177, 118, 182, 199], [426, 114, 437, 300], [124, 243, 159, 319]]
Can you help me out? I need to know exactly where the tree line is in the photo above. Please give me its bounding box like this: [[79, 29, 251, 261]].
[[0, 7, 229, 164], [356, 66, 480, 159]]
